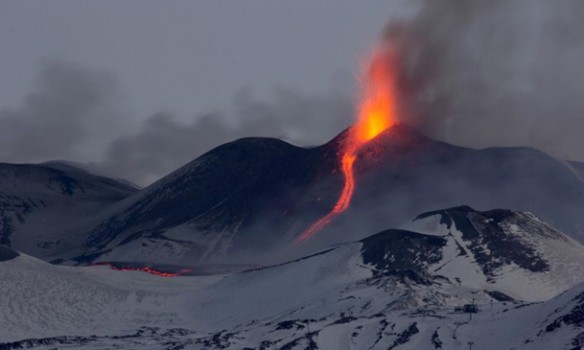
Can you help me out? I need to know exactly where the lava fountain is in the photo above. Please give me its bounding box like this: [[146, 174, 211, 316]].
[[295, 45, 399, 244]]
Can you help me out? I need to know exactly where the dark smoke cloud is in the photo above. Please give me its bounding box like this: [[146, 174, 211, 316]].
[[96, 88, 353, 185], [395, 0, 584, 161], [0, 60, 353, 185], [0, 61, 127, 163]]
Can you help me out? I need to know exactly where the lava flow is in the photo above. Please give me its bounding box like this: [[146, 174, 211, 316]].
[[295, 45, 399, 244], [95, 262, 192, 277]]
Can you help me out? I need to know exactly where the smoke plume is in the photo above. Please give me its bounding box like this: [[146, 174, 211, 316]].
[[93, 88, 352, 185], [394, 0, 584, 161], [0, 61, 127, 163], [0, 61, 352, 185]]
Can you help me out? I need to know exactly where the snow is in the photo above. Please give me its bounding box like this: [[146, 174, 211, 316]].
[[0, 253, 221, 342], [402, 209, 584, 301], [2, 208, 584, 348], [2, 246, 584, 349]]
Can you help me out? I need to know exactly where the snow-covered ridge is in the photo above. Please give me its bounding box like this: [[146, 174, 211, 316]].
[[402, 206, 584, 301], [2, 206, 584, 348]]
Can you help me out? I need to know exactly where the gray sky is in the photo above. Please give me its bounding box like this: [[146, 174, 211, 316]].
[[0, 1, 411, 121], [0, 1, 412, 184]]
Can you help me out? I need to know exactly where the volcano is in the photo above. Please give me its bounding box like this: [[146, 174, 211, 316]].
[[55, 123, 584, 266], [295, 45, 401, 243], [2, 112, 584, 350]]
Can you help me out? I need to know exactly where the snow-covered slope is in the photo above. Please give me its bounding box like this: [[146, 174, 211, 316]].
[[2, 209, 584, 349], [0, 162, 138, 260], [402, 206, 584, 301], [79, 136, 327, 264], [73, 124, 584, 265], [0, 248, 219, 342]]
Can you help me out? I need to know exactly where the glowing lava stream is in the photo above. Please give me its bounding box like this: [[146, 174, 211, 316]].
[[295, 153, 357, 243], [95, 262, 192, 277], [295, 45, 399, 244]]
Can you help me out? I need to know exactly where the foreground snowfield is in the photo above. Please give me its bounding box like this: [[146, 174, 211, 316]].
[[2, 207, 584, 350], [1, 257, 583, 349]]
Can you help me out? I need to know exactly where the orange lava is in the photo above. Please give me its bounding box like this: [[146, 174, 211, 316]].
[[295, 45, 399, 244], [96, 262, 192, 277], [295, 153, 356, 243], [353, 46, 398, 144]]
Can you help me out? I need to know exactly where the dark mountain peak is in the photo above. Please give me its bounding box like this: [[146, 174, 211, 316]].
[[415, 205, 481, 223], [84, 134, 324, 250], [414, 205, 542, 233], [41, 160, 93, 174], [354, 204, 584, 292], [321, 122, 431, 153], [41, 161, 141, 191], [360, 229, 447, 284], [374, 122, 429, 141], [0, 162, 137, 198], [360, 228, 445, 246], [413, 206, 560, 278], [143, 122, 433, 197], [142, 136, 308, 192], [83, 124, 435, 257], [207, 136, 303, 158]]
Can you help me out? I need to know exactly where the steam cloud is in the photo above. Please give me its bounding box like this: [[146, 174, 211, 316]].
[[394, 0, 584, 161]]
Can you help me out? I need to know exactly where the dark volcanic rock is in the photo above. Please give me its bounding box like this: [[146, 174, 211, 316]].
[[546, 292, 584, 334], [0, 245, 19, 262], [85, 136, 336, 251], [416, 206, 551, 280], [361, 229, 446, 284]]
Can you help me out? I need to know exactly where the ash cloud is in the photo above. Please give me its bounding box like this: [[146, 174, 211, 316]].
[[96, 88, 352, 185], [0, 61, 127, 163], [394, 0, 584, 161], [0, 60, 352, 185]]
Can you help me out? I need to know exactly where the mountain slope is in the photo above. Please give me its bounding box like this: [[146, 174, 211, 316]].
[[79, 135, 336, 263], [77, 124, 584, 265], [0, 162, 138, 260], [401, 206, 584, 301], [4, 124, 582, 265]]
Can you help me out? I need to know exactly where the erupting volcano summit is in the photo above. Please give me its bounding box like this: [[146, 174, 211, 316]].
[[295, 44, 400, 243]]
